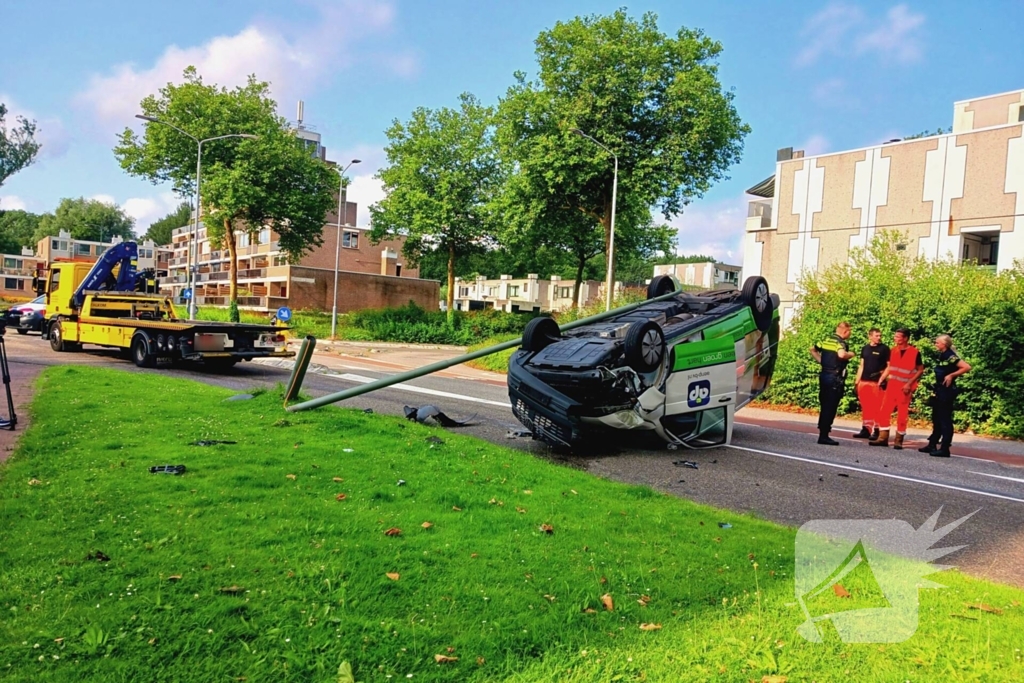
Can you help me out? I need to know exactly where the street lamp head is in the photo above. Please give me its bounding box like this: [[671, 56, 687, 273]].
[[351, 159, 362, 165], [135, 114, 159, 123], [571, 128, 585, 136]]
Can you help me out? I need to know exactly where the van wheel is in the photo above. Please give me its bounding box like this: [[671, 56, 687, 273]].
[[131, 335, 156, 368], [16, 328, 28, 335], [624, 321, 665, 373], [522, 317, 560, 352], [741, 276, 774, 332], [647, 275, 676, 299]]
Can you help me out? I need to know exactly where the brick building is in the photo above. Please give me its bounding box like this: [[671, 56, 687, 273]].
[[743, 87, 1024, 328], [0, 248, 43, 299]]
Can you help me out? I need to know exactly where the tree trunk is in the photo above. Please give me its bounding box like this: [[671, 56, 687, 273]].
[[446, 243, 455, 323], [224, 218, 239, 322], [573, 255, 586, 310]]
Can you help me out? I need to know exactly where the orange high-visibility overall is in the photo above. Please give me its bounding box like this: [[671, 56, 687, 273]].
[[878, 345, 921, 434]]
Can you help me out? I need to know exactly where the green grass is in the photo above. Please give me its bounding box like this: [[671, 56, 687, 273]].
[[195, 306, 333, 339], [2, 367, 1024, 682]]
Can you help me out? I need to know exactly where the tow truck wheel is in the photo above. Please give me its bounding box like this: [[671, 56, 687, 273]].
[[48, 321, 79, 352], [647, 275, 676, 299], [741, 276, 774, 332], [522, 317, 560, 352], [131, 335, 156, 368], [624, 321, 665, 373]]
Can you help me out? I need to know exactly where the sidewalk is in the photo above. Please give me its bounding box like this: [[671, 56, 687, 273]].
[[305, 340, 1024, 465]]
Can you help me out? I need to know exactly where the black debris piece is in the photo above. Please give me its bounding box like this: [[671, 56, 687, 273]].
[[150, 465, 186, 475], [225, 394, 254, 401], [404, 405, 476, 428], [189, 440, 237, 446], [837, 473, 850, 478], [718, 522, 732, 529], [667, 443, 678, 451], [86, 551, 111, 562], [711, 460, 718, 464], [672, 460, 699, 470], [363, 408, 374, 414], [425, 435, 445, 445], [506, 428, 533, 439], [818, 476, 824, 481], [678, 479, 686, 483]]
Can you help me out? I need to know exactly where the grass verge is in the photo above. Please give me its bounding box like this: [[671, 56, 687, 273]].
[[1, 366, 1023, 682]]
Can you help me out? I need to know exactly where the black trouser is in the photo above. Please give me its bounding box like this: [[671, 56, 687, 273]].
[[929, 394, 956, 450], [818, 372, 845, 433]]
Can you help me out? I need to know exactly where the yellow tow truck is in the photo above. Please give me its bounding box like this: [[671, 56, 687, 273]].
[[39, 241, 294, 369]]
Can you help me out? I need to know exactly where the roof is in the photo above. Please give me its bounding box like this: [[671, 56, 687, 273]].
[[746, 175, 775, 198]]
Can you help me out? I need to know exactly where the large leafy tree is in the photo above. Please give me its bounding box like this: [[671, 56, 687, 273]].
[[0, 103, 40, 188], [114, 68, 338, 319], [369, 93, 503, 319], [496, 10, 748, 302], [144, 201, 191, 245], [32, 197, 135, 244], [0, 209, 42, 254]]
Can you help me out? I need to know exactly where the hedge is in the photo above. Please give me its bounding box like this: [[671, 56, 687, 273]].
[[762, 234, 1024, 438]]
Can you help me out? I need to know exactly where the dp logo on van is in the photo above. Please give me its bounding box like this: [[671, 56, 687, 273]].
[[687, 380, 711, 408]]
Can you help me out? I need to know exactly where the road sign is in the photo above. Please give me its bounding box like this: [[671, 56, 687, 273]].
[[182, 288, 192, 300], [276, 306, 292, 322]]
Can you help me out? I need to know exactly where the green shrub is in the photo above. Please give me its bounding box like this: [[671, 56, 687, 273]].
[[763, 233, 1024, 438], [343, 302, 537, 346]]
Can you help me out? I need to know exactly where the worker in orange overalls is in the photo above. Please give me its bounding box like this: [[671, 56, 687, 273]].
[[853, 327, 890, 440], [869, 327, 925, 450]]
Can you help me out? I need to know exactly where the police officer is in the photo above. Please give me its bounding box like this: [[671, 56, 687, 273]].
[[810, 322, 856, 445], [919, 334, 971, 458]]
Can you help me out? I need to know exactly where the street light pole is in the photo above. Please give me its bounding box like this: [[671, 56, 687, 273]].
[[330, 159, 362, 338], [572, 129, 619, 312], [134, 115, 257, 319]]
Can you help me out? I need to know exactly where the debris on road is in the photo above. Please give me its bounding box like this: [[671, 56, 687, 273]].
[[718, 522, 732, 529], [224, 394, 254, 401], [397, 479, 406, 486], [86, 551, 111, 562], [506, 428, 532, 439], [404, 405, 476, 428], [673, 460, 699, 470], [837, 473, 850, 478], [189, 440, 236, 446], [425, 435, 445, 445]]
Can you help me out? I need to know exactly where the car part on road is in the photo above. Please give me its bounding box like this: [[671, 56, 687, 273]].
[[673, 460, 699, 469], [507, 428, 533, 439], [189, 439, 237, 446]]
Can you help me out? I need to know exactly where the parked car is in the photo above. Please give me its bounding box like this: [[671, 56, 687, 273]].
[[2, 295, 46, 334], [507, 275, 779, 449]]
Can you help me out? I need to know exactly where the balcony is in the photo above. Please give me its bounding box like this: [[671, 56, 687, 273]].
[[158, 274, 188, 286], [237, 268, 267, 280], [746, 199, 773, 230]]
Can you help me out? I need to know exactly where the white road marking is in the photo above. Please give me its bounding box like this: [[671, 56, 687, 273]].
[[968, 471, 1024, 485], [325, 372, 511, 408], [728, 444, 1024, 504]]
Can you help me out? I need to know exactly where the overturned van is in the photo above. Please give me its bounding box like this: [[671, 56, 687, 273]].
[[507, 276, 780, 449]]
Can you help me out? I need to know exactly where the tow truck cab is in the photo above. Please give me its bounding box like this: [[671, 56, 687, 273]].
[[38, 243, 294, 369]]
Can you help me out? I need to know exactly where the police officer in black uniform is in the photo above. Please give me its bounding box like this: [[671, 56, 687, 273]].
[[810, 322, 856, 445], [919, 334, 971, 458]]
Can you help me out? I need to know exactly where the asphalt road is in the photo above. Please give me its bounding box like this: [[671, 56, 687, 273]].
[[7, 332, 1024, 587]]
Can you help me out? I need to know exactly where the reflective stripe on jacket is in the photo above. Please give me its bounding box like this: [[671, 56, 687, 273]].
[[887, 345, 921, 391]]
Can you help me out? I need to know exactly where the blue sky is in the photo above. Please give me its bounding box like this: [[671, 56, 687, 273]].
[[1, 0, 1021, 263]]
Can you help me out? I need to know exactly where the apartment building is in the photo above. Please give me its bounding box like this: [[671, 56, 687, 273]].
[[743, 87, 1024, 328], [652, 261, 741, 289], [0, 247, 43, 299], [452, 274, 603, 312]]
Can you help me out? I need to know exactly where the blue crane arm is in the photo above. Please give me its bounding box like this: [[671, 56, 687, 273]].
[[72, 241, 140, 308]]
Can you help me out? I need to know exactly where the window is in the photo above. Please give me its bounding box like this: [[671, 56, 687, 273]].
[[239, 233, 250, 248], [4, 278, 21, 290], [342, 230, 359, 248], [50, 270, 60, 291], [1018, 105, 1024, 123], [258, 228, 270, 245], [395, 264, 402, 277], [458, 287, 470, 297], [95, 245, 106, 255], [3, 257, 20, 269], [273, 255, 288, 267], [51, 239, 69, 252], [558, 287, 572, 299], [76, 243, 91, 256], [508, 285, 520, 297]]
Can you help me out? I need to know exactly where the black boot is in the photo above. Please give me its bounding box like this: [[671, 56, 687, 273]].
[[870, 427, 879, 440], [853, 426, 872, 439], [918, 440, 939, 453], [817, 430, 839, 446], [929, 448, 951, 458]]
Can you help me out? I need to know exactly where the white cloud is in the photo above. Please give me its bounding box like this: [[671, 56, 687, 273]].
[[0, 94, 70, 160], [75, 1, 411, 131], [331, 144, 388, 227], [801, 134, 831, 157], [795, 3, 925, 67], [90, 194, 117, 206], [795, 3, 864, 67], [812, 78, 853, 107], [855, 4, 926, 64], [0, 195, 28, 211], [122, 192, 183, 233], [665, 195, 749, 265]]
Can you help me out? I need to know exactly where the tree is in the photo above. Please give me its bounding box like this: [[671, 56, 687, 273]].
[[0, 103, 40, 188], [0, 209, 42, 254], [369, 93, 503, 319], [905, 127, 950, 140], [655, 253, 717, 265], [144, 202, 191, 245], [32, 197, 135, 244], [114, 68, 338, 320], [496, 10, 748, 302]]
